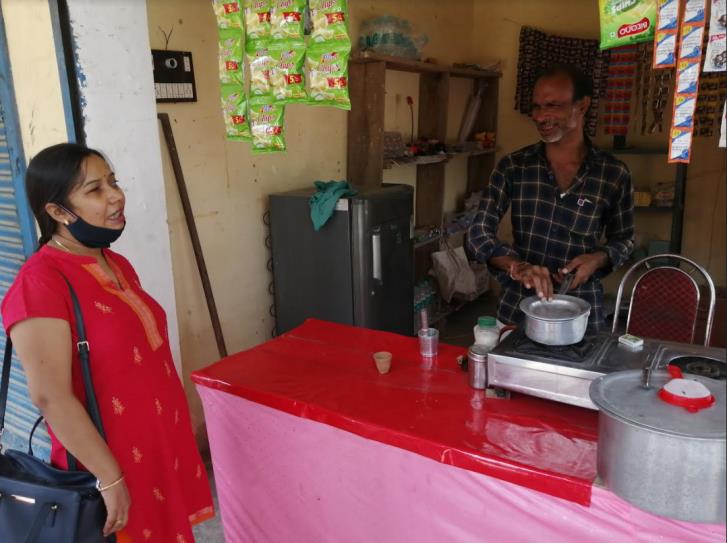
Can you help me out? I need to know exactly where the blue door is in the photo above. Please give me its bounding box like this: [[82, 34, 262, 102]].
[[0, 11, 51, 458]]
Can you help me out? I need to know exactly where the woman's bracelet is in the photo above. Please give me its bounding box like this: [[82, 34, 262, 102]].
[[96, 473, 125, 492]]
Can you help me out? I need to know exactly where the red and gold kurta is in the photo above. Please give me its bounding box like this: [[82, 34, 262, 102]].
[[1, 245, 214, 542]]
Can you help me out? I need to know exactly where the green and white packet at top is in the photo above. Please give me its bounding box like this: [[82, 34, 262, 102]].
[[212, 0, 243, 28], [220, 84, 251, 141], [249, 95, 286, 153], [598, 0, 656, 50], [246, 40, 274, 96], [305, 43, 351, 110], [309, 0, 349, 44], [218, 28, 245, 85], [244, 0, 272, 40], [269, 40, 306, 103], [270, 0, 306, 40]]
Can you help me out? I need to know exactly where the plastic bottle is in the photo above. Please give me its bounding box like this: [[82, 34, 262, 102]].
[[473, 316, 499, 351]]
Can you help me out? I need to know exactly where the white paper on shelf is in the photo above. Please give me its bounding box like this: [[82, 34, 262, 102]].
[[704, 0, 727, 72]]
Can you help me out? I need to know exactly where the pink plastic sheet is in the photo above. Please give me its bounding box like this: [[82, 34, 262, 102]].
[[192, 319, 599, 504], [196, 387, 726, 543]]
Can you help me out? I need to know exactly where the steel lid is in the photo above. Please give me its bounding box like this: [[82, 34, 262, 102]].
[[520, 295, 590, 321], [468, 344, 490, 361], [589, 369, 726, 439]]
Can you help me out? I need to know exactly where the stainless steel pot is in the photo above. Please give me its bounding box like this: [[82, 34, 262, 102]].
[[590, 369, 726, 523], [519, 294, 590, 345]]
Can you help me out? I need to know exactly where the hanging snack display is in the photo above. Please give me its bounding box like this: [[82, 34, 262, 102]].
[[602, 45, 638, 135], [599, 0, 657, 50], [213, 0, 244, 28], [515, 26, 609, 137], [247, 40, 275, 96], [649, 69, 671, 133], [214, 1, 251, 142], [269, 40, 307, 103], [669, 0, 706, 163], [249, 95, 286, 153], [270, 0, 306, 40], [244, 0, 272, 40], [694, 72, 727, 136], [305, 43, 351, 109], [653, 0, 680, 67], [704, 0, 727, 71], [635, 42, 654, 133], [309, 0, 350, 44]]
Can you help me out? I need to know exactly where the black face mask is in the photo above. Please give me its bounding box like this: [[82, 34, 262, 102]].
[[60, 207, 125, 248]]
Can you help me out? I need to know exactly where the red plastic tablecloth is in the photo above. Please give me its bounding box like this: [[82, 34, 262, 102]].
[[192, 319, 599, 505]]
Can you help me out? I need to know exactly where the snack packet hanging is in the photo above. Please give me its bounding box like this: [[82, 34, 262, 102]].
[[244, 0, 272, 40], [269, 40, 306, 103], [249, 95, 286, 153], [305, 43, 351, 109], [247, 40, 274, 96], [218, 28, 245, 85], [271, 0, 306, 40], [309, 0, 350, 44], [598, 0, 657, 50], [220, 84, 251, 141], [213, 0, 243, 28]]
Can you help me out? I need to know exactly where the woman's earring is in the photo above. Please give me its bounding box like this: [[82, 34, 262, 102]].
[[63, 220, 70, 226]]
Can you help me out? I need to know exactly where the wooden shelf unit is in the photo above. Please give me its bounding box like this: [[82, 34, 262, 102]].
[[347, 52, 501, 229]]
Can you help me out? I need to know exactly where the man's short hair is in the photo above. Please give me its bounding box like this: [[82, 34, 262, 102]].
[[535, 64, 594, 102]]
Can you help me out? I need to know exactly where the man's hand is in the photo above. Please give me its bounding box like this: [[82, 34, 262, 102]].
[[560, 252, 609, 289], [510, 261, 554, 300]]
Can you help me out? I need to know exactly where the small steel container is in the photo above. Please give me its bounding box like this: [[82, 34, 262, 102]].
[[468, 345, 489, 389]]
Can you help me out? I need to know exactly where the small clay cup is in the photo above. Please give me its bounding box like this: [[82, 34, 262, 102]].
[[373, 351, 392, 374]]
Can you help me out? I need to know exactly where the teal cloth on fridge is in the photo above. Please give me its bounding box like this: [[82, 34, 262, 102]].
[[309, 180, 357, 231]]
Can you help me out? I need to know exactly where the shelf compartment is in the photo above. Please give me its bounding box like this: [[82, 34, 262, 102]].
[[352, 51, 501, 79]]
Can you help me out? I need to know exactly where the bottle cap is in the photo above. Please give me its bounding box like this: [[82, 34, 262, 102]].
[[478, 316, 496, 328]]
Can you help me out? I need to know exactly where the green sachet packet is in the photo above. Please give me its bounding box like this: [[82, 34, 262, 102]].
[[212, 0, 243, 29], [309, 0, 349, 44], [269, 40, 307, 103], [305, 43, 351, 110], [220, 84, 251, 141], [270, 0, 306, 40], [249, 95, 286, 153], [218, 28, 244, 85], [244, 0, 272, 40], [246, 40, 274, 96]]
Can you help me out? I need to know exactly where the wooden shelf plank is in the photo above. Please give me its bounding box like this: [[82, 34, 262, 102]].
[[352, 51, 500, 79]]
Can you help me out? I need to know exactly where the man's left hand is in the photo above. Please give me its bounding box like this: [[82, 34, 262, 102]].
[[559, 252, 609, 290]]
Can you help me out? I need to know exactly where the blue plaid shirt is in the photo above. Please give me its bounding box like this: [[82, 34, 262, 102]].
[[467, 141, 634, 328]]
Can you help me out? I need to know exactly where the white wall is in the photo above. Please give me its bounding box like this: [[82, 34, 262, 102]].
[[67, 0, 181, 371]]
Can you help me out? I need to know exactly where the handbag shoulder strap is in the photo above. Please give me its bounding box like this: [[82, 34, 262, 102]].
[[0, 275, 107, 457]]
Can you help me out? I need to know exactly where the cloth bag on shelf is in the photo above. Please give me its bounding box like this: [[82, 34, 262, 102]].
[[431, 242, 477, 303], [0, 277, 113, 543]]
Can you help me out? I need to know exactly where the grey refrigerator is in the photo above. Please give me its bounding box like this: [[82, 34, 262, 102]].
[[269, 183, 413, 336]]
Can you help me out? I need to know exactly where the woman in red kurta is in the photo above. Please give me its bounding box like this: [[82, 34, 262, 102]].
[[2, 143, 213, 541]]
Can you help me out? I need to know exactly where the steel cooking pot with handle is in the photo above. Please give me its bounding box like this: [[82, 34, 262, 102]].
[[589, 368, 726, 523], [519, 294, 591, 345]]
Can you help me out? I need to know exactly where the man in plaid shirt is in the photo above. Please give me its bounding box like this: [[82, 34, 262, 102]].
[[467, 65, 634, 329]]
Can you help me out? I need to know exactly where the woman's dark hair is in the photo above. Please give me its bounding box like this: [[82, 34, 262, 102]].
[[25, 143, 104, 246], [534, 63, 594, 102]]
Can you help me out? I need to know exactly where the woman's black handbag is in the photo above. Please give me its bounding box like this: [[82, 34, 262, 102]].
[[0, 278, 115, 542]]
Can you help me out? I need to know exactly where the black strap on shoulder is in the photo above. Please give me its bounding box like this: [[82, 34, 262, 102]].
[[0, 275, 107, 471]]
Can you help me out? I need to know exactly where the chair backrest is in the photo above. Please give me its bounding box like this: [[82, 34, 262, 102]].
[[612, 254, 716, 346]]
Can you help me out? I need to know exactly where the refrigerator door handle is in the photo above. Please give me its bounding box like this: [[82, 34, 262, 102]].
[[372, 230, 382, 283]]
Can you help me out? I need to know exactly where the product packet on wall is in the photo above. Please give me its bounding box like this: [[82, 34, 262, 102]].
[[244, 0, 272, 40], [676, 60, 699, 94], [220, 84, 251, 141], [669, 127, 693, 162], [673, 94, 697, 128], [682, 0, 706, 24], [249, 95, 286, 153], [704, 0, 727, 72], [652, 0, 679, 67], [679, 24, 705, 60], [309, 0, 350, 44], [269, 40, 307, 103], [599, 0, 657, 50], [247, 40, 274, 96], [305, 43, 351, 109], [271, 0, 306, 40], [218, 28, 245, 85], [213, 0, 243, 28]]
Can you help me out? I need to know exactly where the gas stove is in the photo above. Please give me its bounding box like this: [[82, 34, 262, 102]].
[[486, 330, 726, 410]]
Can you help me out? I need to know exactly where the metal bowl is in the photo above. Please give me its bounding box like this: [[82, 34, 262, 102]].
[[519, 295, 591, 345]]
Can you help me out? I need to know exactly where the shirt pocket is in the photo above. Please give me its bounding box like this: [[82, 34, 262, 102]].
[[565, 193, 606, 239]]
